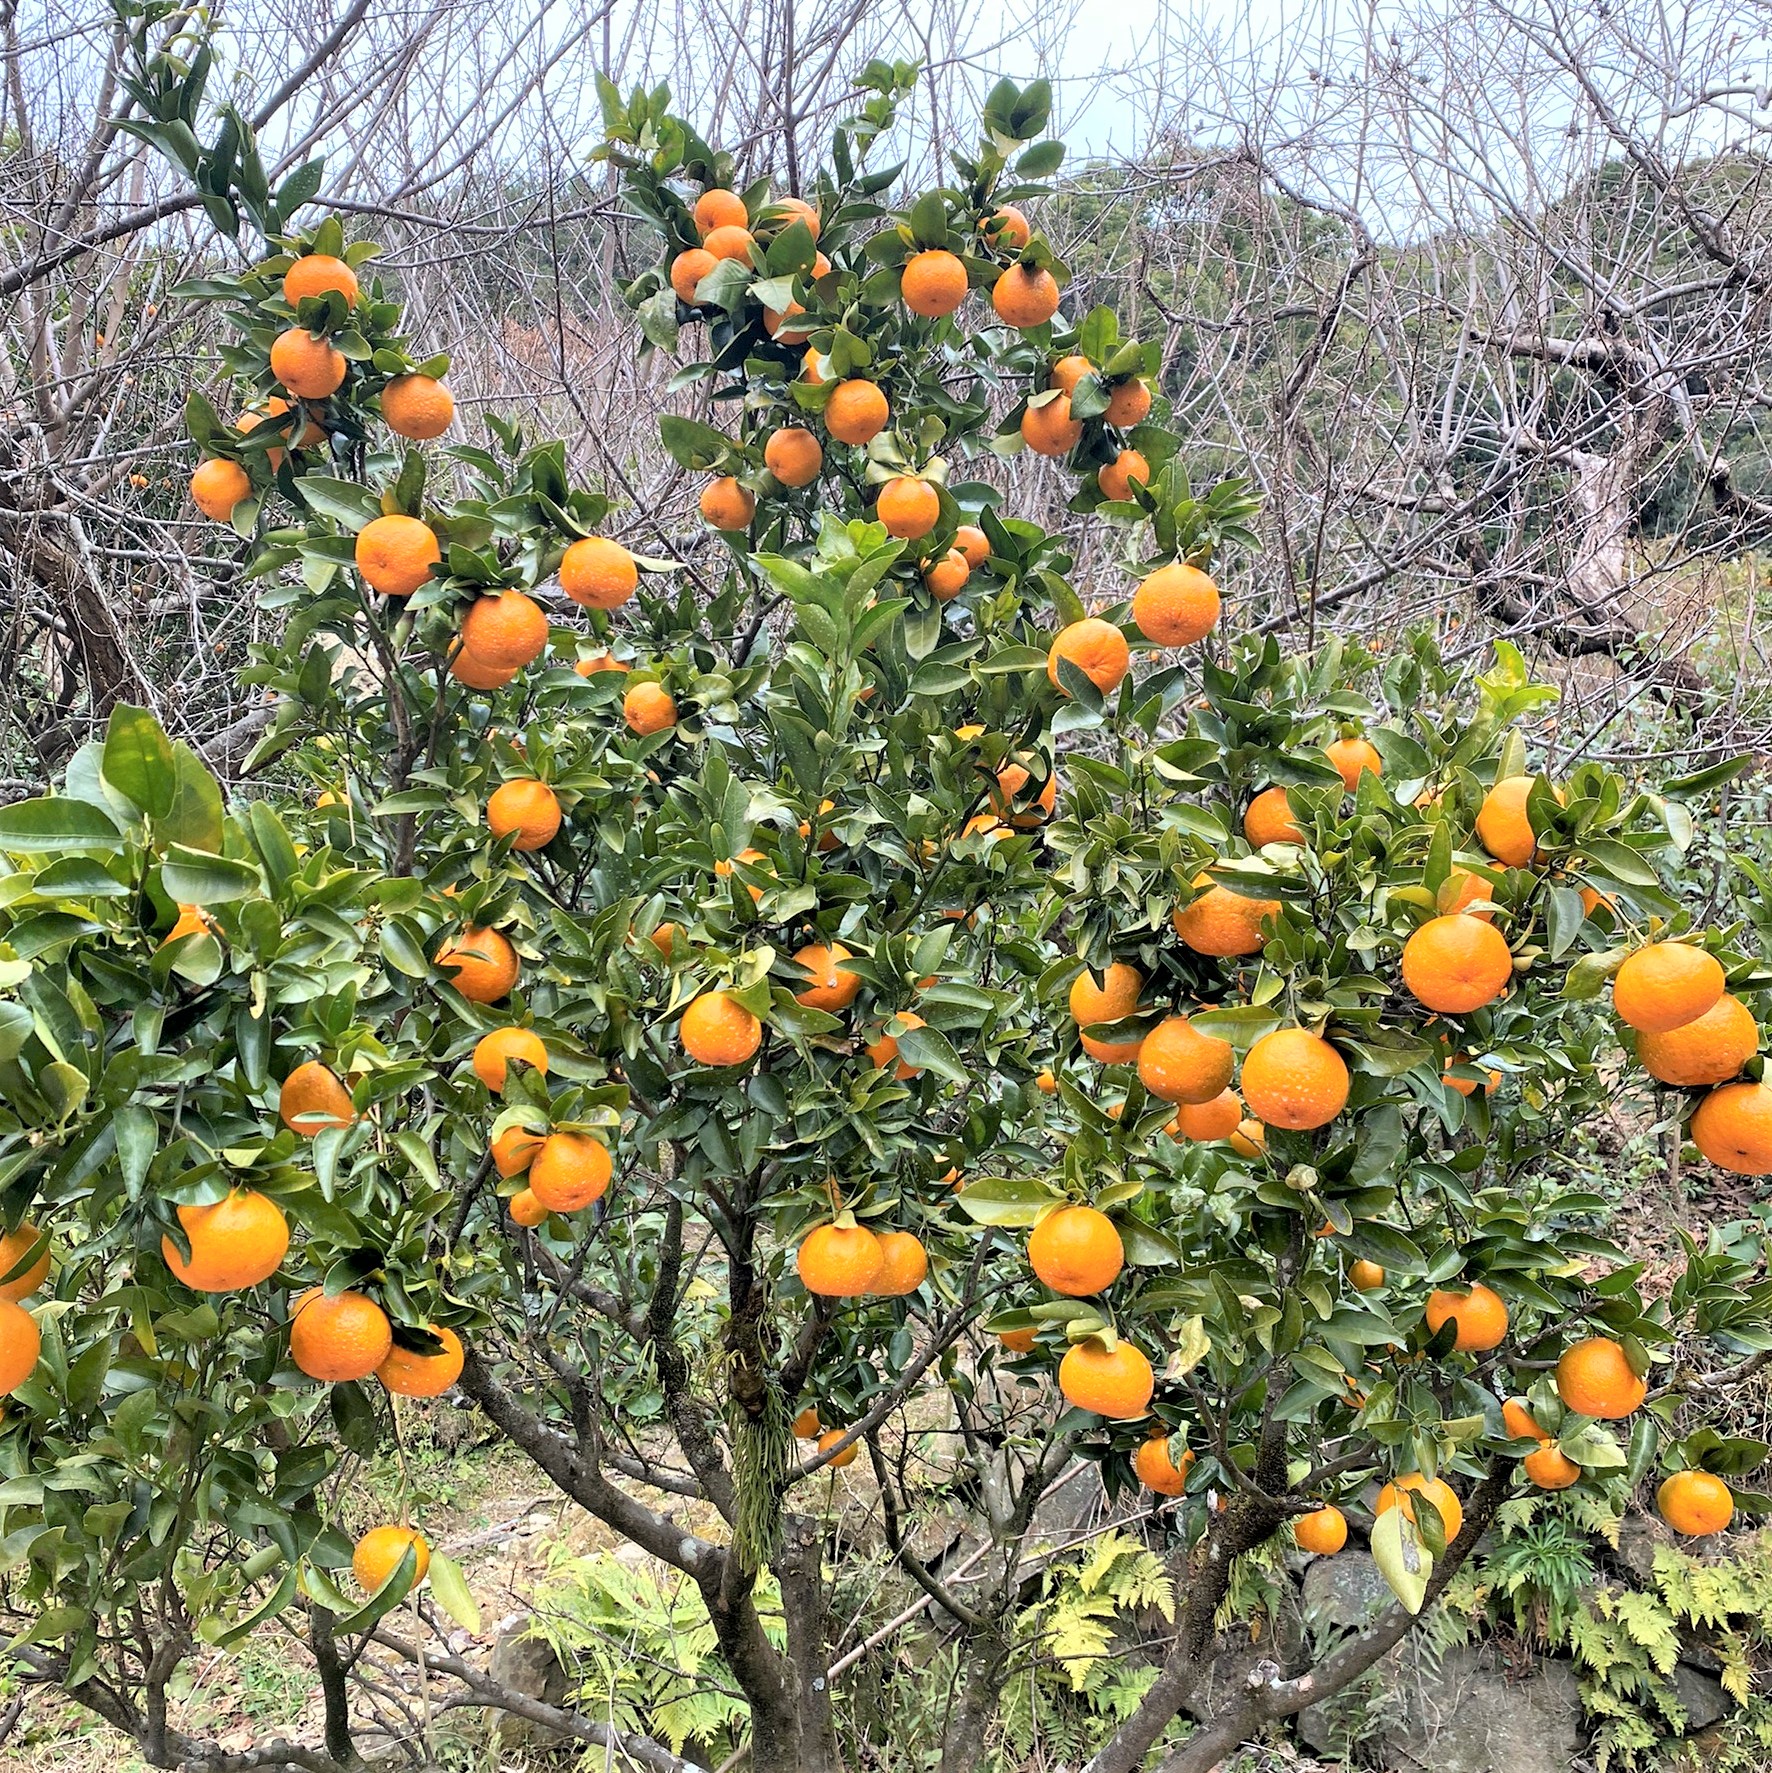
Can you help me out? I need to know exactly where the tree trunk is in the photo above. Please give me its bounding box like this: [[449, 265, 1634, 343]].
[[941, 1621, 1012, 1773], [778, 1512, 840, 1773]]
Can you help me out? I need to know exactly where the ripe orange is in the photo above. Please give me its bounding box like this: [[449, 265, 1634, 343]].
[[560, 537, 638, 609], [826, 379, 890, 444], [1612, 942, 1725, 1034], [1169, 1090, 1242, 1141], [270, 327, 347, 398], [1134, 1432, 1193, 1496], [1050, 354, 1091, 395], [792, 1405, 822, 1439], [0, 1226, 48, 1302], [763, 297, 811, 341], [574, 652, 629, 677], [1035, 1069, 1059, 1095], [1242, 787, 1301, 848], [1105, 379, 1153, 428], [1239, 1028, 1350, 1130], [999, 1326, 1038, 1354], [290, 1287, 393, 1382], [866, 1011, 926, 1078], [983, 206, 1031, 249], [1058, 1338, 1153, 1418], [462, 592, 549, 670], [529, 1131, 613, 1211], [278, 1060, 356, 1136], [1401, 914, 1514, 1014], [1229, 1119, 1266, 1158], [377, 1325, 465, 1397], [1443, 1058, 1501, 1097], [902, 249, 969, 316], [492, 1124, 545, 1177], [925, 549, 970, 601], [1069, 962, 1143, 1063], [1524, 1444, 1580, 1490], [670, 247, 717, 303], [873, 1230, 928, 1296], [1028, 1203, 1124, 1296], [472, 1027, 548, 1091], [1021, 394, 1082, 455], [1047, 618, 1130, 695], [1138, 1015, 1235, 1105], [990, 759, 1058, 826], [1132, 563, 1219, 646], [162, 1191, 290, 1291], [1293, 1505, 1348, 1555], [0, 1298, 39, 1393], [437, 925, 520, 1003], [1348, 1258, 1386, 1291], [1438, 871, 1498, 919], [1323, 737, 1380, 790], [792, 943, 860, 1012], [487, 778, 562, 851], [801, 346, 827, 384], [284, 253, 358, 307], [954, 524, 991, 568], [190, 458, 251, 521], [764, 427, 824, 488], [797, 1223, 884, 1296], [1375, 1473, 1463, 1543], [1636, 994, 1757, 1086], [680, 991, 762, 1066], [702, 224, 755, 263], [701, 476, 756, 530], [816, 1427, 858, 1469], [354, 1524, 429, 1591], [1475, 776, 1548, 867], [763, 195, 820, 239], [624, 682, 678, 735], [1500, 1397, 1543, 1440], [1098, 449, 1149, 502], [1555, 1336, 1646, 1419], [992, 264, 1061, 327], [508, 1187, 547, 1226], [1172, 877, 1280, 957], [236, 395, 322, 468], [646, 922, 680, 959], [1691, 1081, 1772, 1174], [877, 476, 940, 540], [694, 188, 748, 236], [715, 847, 768, 903], [1424, 1282, 1509, 1352], [354, 514, 441, 598], [1658, 1470, 1734, 1537], [381, 374, 453, 439], [450, 646, 517, 690]]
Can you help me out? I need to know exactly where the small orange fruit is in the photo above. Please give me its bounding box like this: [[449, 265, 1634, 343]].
[[1376, 1474, 1463, 1542], [1134, 1432, 1193, 1496], [762, 195, 820, 238], [1501, 1397, 1542, 1440], [1172, 877, 1280, 957], [1021, 393, 1082, 456], [269, 327, 347, 398], [816, 1426, 858, 1469], [1069, 962, 1143, 1064], [1555, 1336, 1646, 1419], [1636, 994, 1757, 1086], [992, 264, 1061, 328], [680, 992, 762, 1067], [529, 1132, 613, 1212], [873, 1230, 928, 1297], [1132, 563, 1220, 646], [1028, 1204, 1123, 1296], [353, 1525, 429, 1591], [998, 1326, 1038, 1354], [1437, 871, 1498, 919], [450, 647, 517, 691], [472, 1027, 548, 1091], [1098, 448, 1149, 501], [290, 1287, 393, 1382], [284, 254, 358, 307], [437, 926, 520, 1003], [694, 188, 748, 235], [487, 778, 562, 851], [1401, 914, 1514, 1014], [877, 476, 940, 540], [1047, 618, 1130, 696], [953, 524, 991, 568], [700, 476, 756, 530], [162, 1192, 290, 1292], [492, 1124, 545, 1177], [1349, 1259, 1386, 1291], [377, 1325, 465, 1397], [161, 904, 216, 948], [1169, 1090, 1242, 1141], [797, 1223, 884, 1296], [1658, 1470, 1734, 1537], [623, 682, 678, 735], [190, 458, 251, 521], [1239, 1028, 1350, 1130], [983, 206, 1031, 249], [1058, 1338, 1153, 1418], [1524, 1444, 1581, 1490], [1423, 1282, 1509, 1352], [462, 592, 549, 670], [925, 549, 970, 601], [764, 427, 824, 488], [1475, 776, 1547, 867], [1613, 942, 1725, 1034], [278, 1060, 356, 1136], [792, 943, 860, 1012], [702, 223, 755, 263], [1293, 1505, 1348, 1555], [866, 1011, 926, 1078], [354, 514, 441, 598], [560, 537, 638, 609], [670, 246, 718, 302], [1050, 354, 1092, 395], [1138, 1015, 1235, 1105], [381, 374, 453, 440], [792, 1405, 822, 1439], [0, 1298, 38, 1392], [1105, 379, 1153, 428], [1244, 787, 1303, 847], [1229, 1120, 1266, 1158], [574, 651, 629, 677], [901, 249, 969, 317], [1692, 1081, 1772, 1174], [508, 1187, 547, 1226], [0, 1227, 48, 1302], [826, 379, 889, 444]]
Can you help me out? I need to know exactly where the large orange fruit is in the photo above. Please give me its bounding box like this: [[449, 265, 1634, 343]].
[[1501, 1397, 1543, 1440], [1058, 1338, 1153, 1418], [0, 1226, 49, 1302], [1138, 1015, 1235, 1105], [693, 188, 748, 235], [1069, 961, 1144, 1064], [670, 247, 716, 303], [1423, 1282, 1509, 1352], [437, 926, 520, 1002], [0, 1298, 39, 1393], [1132, 563, 1219, 646], [487, 778, 562, 851], [826, 379, 889, 444], [290, 1287, 394, 1382], [1658, 1470, 1734, 1537], [560, 537, 638, 609], [1239, 1028, 1350, 1130], [449, 646, 517, 691], [1401, 914, 1513, 1014], [901, 249, 969, 317], [877, 476, 940, 540], [1047, 618, 1130, 695], [1134, 1432, 1193, 1496], [1475, 776, 1549, 866], [190, 458, 251, 522], [1524, 1444, 1580, 1490], [529, 1132, 613, 1211], [284, 253, 358, 307], [377, 1325, 465, 1397], [797, 1223, 884, 1296], [162, 1191, 290, 1291], [792, 943, 861, 1012], [1612, 942, 1725, 1034], [872, 1230, 928, 1297], [462, 592, 549, 670], [624, 682, 678, 735], [1244, 787, 1303, 847], [1028, 1203, 1123, 1296], [1105, 378, 1153, 427], [1021, 394, 1082, 456], [1555, 1336, 1646, 1418], [355, 514, 441, 597], [1098, 449, 1149, 502], [700, 476, 756, 530], [1172, 877, 1280, 957], [1293, 1505, 1348, 1554], [1169, 1090, 1242, 1142], [1324, 736, 1382, 790], [680, 991, 762, 1066], [992, 264, 1061, 327], [278, 1060, 356, 1136], [1635, 994, 1757, 1086], [764, 427, 824, 488], [269, 327, 347, 398], [816, 1426, 858, 1469], [381, 374, 453, 439], [1375, 1473, 1463, 1542], [1691, 1081, 1772, 1174], [353, 1524, 429, 1591]]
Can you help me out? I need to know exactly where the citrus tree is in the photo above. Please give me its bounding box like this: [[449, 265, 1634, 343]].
[[4, 13, 1772, 1773]]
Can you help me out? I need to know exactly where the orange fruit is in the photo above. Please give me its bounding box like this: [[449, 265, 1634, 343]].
[[925, 549, 970, 601], [1098, 449, 1149, 502], [1293, 1505, 1348, 1554], [998, 1326, 1038, 1354], [1105, 379, 1153, 428], [1172, 877, 1279, 957], [1069, 962, 1143, 1063], [462, 592, 549, 670], [1021, 393, 1082, 455], [377, 1325, 465, 1397], [529, 1132, 613, 1212], [1692, 1081, 1772, 1174], [826, 379, 889, 444], [161, 904, 216, 949], [1636, 994, 1757, 1086], [1658, 1470, 1734, 1537], [1027, 1204, 1123, 1296], [487, 778, 561, 852], [792, 943, 860, 1012], [764, 427, 824, 488], [1138, 1015, 1235, 1105], [762, 195, 820, 239], [1047, 618, 1130, 695], [1168, 1090, 1242, 1142], [877, 476, 940, 540], [815, 1426, 858, 1469], [354, 514, 441, 597], [1034, 1069, 1058, 1095], [162, 1191, 289, 1291], [702, 223, 754, 263], [1134, 1432, 1193, 1496], [1555, 1336, 1646, 1419], [492, 1124, 545, 1178], [1613, 942, 1725, 1034], [1500, 1397, 1542, 1440], [1229, 1120, 1266, 1158], [700, 476, 755, 530], [990, 759, 1058, 826], [1323, 736, 1381, 790], [670, 246, 717, 302], [190, 458, 251, 522], [0, 1227, 48, 1302], [866, 1011, 925, 1078], [680, 991, 762, 1066], [1132, 563, 1219, 646], [1524, 1444, 1580, 1490], [1244, 787, 1302, 847], [269, 327, 347, 398], [873, 1230, 928, 1297], [1442, 1057, 1501, 1097], [983, 206, 1031, 249], [508, 1187, 547, 1226], [1050, 354, 1091, 394], [560, 537, 638, 609], [991, 264, 1061, 327], [236, 395, 322, 468], [1348, 1258, 1386, 1291], [797, 1223, 884, 1296], [763, 299, 811, 342], [278, 1060, 356, 1136], [472, 1027, 548, 1091], [353, 1524, 429, 1591], [290, 1287, 393, 1382], [1376, 1474, 1463, 1542], [450, 646, 517, 691], [902, 248, 969, 316], [574, 651, 629, 677], [284, 253, 358, 307], [0, 1298, 39, 1393], [792, 1405, 822, 1439], [953, 524, 991, 568], [1401, 914, 1513, 1014], [437, 926, 519, 1003], [623, 682, 677, 735], [715, 847, 768, 903], [1058, 1338, 1153, 1418], [646, 922, 680, 959], [1475, 776, 1547, 867], [694, 188, 748, 235], [1239, 1028, 1350, 1130], [381, 374, 453, 440], [1424, 1282, 1508, 1352], [1438, 871, 1498, 919]]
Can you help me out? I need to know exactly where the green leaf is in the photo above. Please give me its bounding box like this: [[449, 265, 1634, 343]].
[[659, 415, 733, 471], [893, 1022, 968, 1084], [159, 846, 260, 905], [954, 1177, 1055, 1227], [427, 1551, 480, 1632], [0, 798, 123, 855], [1369, 1502, 1432, 1614], [101, 705, 175, 819], [292, 476, 382, 529]]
